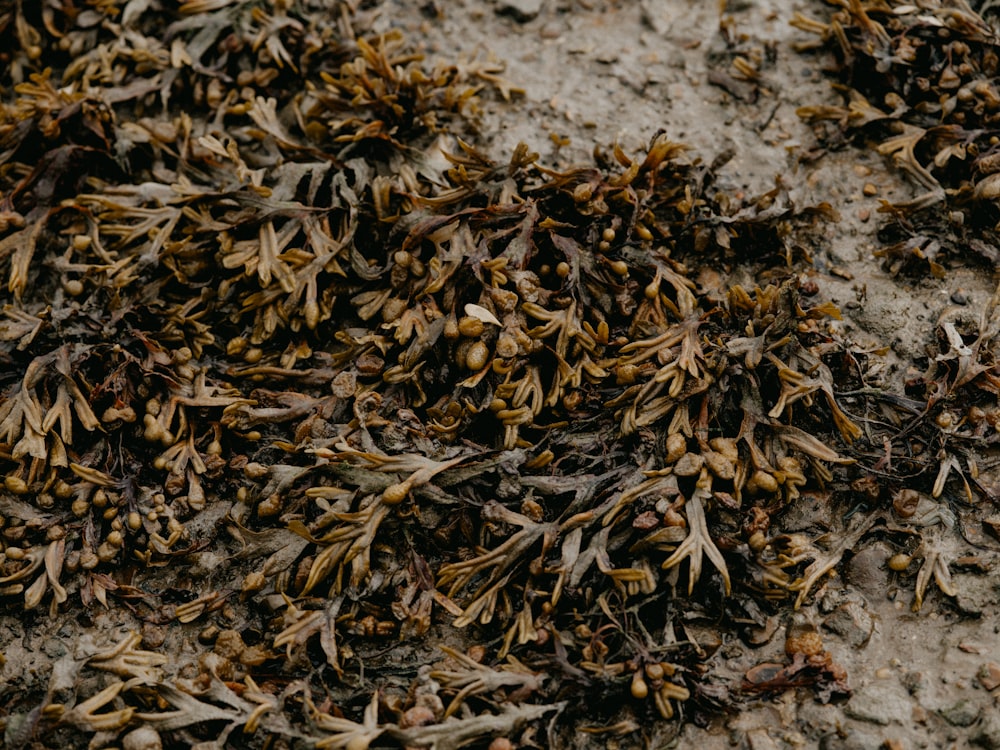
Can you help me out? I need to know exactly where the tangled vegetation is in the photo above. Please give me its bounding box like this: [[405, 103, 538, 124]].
[[795, 0, 1000, 272], [794, 0, 1000, 608], [1, 0, 996, 747]]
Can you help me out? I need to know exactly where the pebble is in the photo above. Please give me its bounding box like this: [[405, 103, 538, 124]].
[[539, 22, 561, 39], [41, 639, 67, 658], [797, 700, 843, 732], [952, 572, 1000, 615], [822, 601, 874, 648], [978, 662, 1000, 691], [951, 289, 969, 305], [819, 587, 850, 614], [939, 699, 980, 727], [496, 0, 543, 22], [845, 543, 891, 598], [141, 623, 166, 649], [863, 183, 878, 196], [746, 728, 779, 750], [844, 681, 913, 726]]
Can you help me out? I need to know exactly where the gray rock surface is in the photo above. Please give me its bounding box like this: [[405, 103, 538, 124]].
[[843, 681, 913, 726], [939, 699, 981, 727], [823, 601, 875, 648]]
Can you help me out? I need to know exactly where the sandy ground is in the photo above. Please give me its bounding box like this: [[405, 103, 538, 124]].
[[2, 1, 999, 749]]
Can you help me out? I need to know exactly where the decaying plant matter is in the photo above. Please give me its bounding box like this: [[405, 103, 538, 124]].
[[795, 0, 1000, 270], [4, 0, 996, 747], [791, 0, 1000, 618]]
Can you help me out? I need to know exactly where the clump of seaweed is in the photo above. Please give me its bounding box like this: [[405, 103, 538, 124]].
[[794, 0, 1000, 270]]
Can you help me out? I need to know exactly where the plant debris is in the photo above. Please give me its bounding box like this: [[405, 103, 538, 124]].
[[795, 0, 1000, 271]]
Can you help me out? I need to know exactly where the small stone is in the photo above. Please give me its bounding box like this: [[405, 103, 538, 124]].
[[822, 601, 874, 648], [845, 543, 891, 598], [952, 572, 1000, 616], [978, 662, 1000, 691], [819, 587, 850, 615], [939, 699, 980, 727], [844, 681, 913, 726], [746, 728, 780, 750], [141, 623, 167, 650], [41, 639, 67, 658], [951, 289, 969, 305], [863, 183, 878, 196], [539, 22, 560, 39], [858, 208, 870, 222], [496, 0, 543, 22], [123, 726, 162, 750]]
